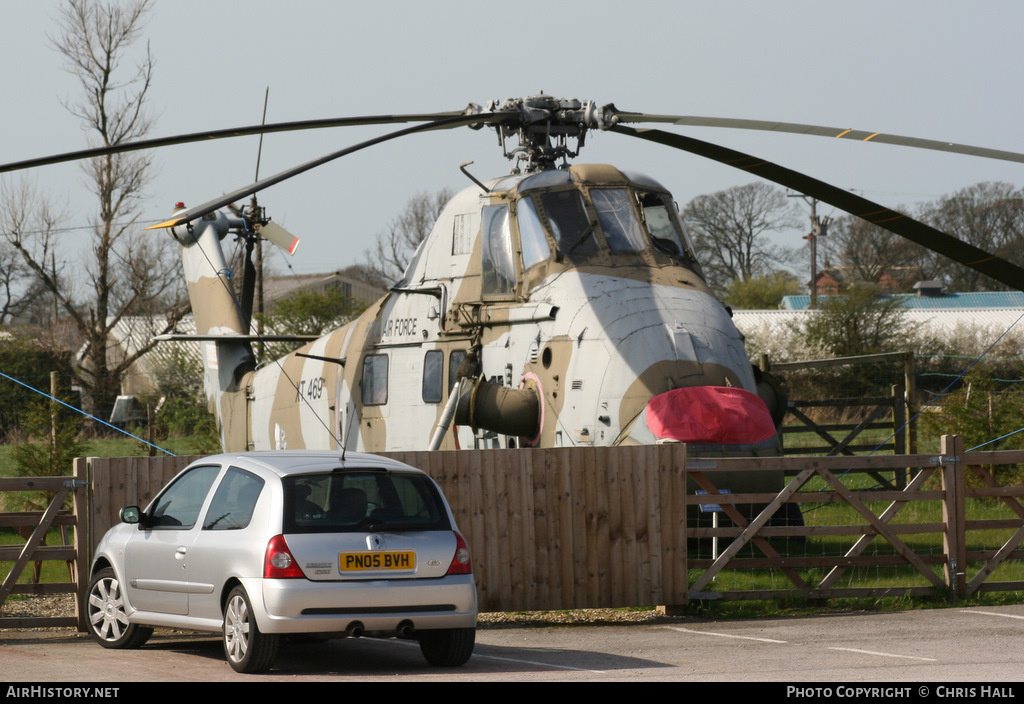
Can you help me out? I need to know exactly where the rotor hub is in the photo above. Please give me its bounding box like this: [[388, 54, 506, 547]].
[[470, 95, 621, 173]]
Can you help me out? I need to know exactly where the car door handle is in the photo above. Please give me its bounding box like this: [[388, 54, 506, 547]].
[[175, 547, 187, 560]]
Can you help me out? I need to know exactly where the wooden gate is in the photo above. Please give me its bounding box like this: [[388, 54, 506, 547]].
[[771, 352, 915, 461], [0, 474, 86, 629]]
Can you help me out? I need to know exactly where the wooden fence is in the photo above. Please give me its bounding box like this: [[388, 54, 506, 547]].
[[4, 436, 1024, 629]]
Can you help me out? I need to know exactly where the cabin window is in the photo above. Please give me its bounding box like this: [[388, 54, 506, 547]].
[[481, 204, 515, 296], [422, 349, 443, 403], [540, 190, 597, 258], [640, 192, 690, 258], [448, 349, 467, 394], [361, 354, 389, 405], [592, 188, 645, 252], [517, 196, 551, 269]]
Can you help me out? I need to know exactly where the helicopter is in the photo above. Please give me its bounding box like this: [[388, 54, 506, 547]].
[[6, 95, 1024, 471]]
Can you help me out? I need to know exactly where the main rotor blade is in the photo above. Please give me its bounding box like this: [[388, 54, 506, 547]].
[[614, 113, 1024, 165], [0, 110, 475, 175], [148, 112, 507, 229], [612, 125, 1024, 291]]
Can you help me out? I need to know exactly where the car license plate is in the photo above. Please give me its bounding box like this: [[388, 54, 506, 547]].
[[339, 551, 416, 571]]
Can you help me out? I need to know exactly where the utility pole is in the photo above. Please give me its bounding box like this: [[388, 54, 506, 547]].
[[789, 194, 830, 309]]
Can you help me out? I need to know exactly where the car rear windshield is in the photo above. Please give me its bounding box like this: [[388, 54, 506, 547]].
[[282, 470, 452, 534]]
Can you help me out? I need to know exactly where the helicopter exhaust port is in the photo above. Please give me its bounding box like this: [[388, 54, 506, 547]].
[[454, 376, 540, 440]]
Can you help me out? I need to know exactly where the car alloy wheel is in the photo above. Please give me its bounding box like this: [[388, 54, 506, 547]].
[[86, 567, 152, 649], [223, 585, 280, 673]]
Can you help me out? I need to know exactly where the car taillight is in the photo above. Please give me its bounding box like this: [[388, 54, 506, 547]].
[[446, 531, 472, 575], [264, 535, 306, 579]]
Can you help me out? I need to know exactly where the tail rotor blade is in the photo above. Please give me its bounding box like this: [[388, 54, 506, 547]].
[[258, 221, 299, 256]]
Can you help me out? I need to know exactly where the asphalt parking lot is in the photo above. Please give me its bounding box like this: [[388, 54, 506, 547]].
[[4, 604, 1024, 683]]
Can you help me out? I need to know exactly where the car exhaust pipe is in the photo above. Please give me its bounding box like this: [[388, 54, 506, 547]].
[[345, 621, 365, 638], [396, 619, 415, 638]]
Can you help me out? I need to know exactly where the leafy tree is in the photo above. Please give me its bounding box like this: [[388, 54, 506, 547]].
[[365, 189, 453, 285], [145, 345, 220, 455], [916, 370, 1024, 483], [10, 391, 90, 512], [0, 330, 76, 436], [257, 286, 368, 360], [261, 287, 365, 337], [683, 182, 800, 294], [800, 285, 910, 358], [723, 271, 802, 310]]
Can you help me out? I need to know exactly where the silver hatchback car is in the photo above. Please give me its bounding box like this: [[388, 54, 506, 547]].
[[87, 451, 477, 673]]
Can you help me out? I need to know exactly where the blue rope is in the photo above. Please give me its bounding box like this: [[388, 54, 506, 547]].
[[968, 426, 1024, 451], [0, 370, 175, 457]]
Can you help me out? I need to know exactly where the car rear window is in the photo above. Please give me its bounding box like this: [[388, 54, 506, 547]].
[[282, 470, 451, 534]]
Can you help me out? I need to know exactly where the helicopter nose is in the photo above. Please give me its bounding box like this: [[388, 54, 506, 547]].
[[636, 386, 776, 445]]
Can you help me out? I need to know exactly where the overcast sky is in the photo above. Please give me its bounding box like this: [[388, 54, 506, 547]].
[[3, 0, 1024, 277]]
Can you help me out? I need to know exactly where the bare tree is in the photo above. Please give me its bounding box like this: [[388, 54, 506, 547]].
[[682, 182, 799, 294], [822, 213, 934, 290], [365, 189, 453, 285], [917, 181, 1024, 292], [3, 0, 185, 420], [0, 183, 50, 324]]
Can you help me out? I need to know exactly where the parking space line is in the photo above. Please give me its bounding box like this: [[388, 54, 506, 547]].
[[828, 647, 937, 661], [962, 610, 1024, 621], [658, 626, 787, 643], [472, 651, 607, 672]]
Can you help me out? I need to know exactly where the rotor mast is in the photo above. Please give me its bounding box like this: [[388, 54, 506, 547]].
[[477, 95, 622, 173]]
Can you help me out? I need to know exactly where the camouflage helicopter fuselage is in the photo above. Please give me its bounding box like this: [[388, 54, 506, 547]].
[[173, 163, 782, 482]]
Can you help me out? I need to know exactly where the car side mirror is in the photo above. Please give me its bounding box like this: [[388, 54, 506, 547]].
[[120, 506, 141, 524]]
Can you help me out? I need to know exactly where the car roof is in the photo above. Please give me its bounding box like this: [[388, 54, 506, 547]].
[[189, 451, 423, 478]]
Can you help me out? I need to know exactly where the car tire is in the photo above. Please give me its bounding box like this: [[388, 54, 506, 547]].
[[86, 567, 153, 649], [417, 627, 475, 667], [223, 585, 280, 673]]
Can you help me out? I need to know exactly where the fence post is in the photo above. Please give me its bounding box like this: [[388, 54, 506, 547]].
[[941, 434, 966, 598], [73, 457, 89, 632], [892, 384, 906, 488]]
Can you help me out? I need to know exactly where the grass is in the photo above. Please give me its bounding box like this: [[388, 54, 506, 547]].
[[0, 434, 210, 478]]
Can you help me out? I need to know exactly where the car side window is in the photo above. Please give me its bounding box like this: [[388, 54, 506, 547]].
[[203, 467, 265, 530], [149, 465, 220, 529]]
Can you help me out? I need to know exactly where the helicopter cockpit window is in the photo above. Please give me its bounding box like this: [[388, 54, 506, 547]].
[[541, 190, 597, 258], [592, 189, 645, 252], [639, 192, 689, 258], [517, 196, 551, 269], [448, 350, 467, 394], [481, 204, 515, 296], [422, 349, 443, 404], [361, 354, 389, 406]]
